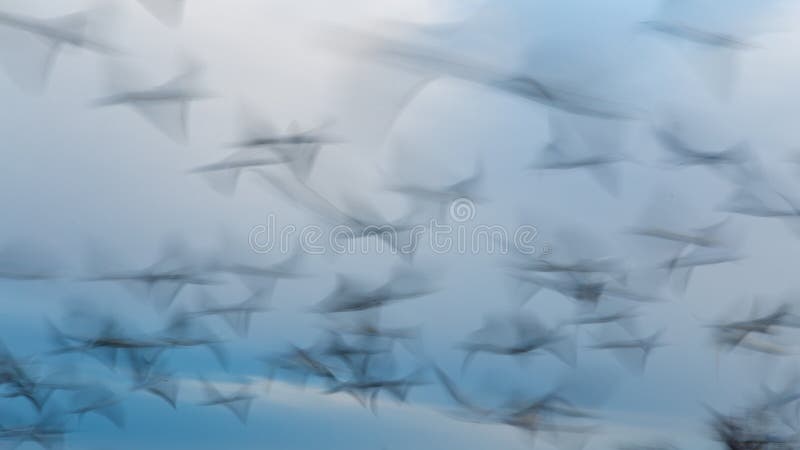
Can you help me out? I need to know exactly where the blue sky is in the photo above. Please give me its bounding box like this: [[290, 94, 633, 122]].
[[1, 0, 800, 449]]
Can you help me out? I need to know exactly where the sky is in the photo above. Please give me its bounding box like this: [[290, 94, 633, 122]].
[[1, 0, 800, 449]]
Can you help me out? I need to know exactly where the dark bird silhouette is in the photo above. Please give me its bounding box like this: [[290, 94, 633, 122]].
[[206, 246, 307, 294], [130, 352, 180, 409], [510, 270, 664, 309], [383, 156, 486, 223], [82, 239, 219, 311], [331, 193, 428, 260], [94, 65, 211, 142], [642, 21, 754, 49], [706, 404, 799, 450], [359, 30, 637, 120], [587, 329, 668, 373], [459, 313, 576, 371], [565, 308, 641, 335], [654, 124, 750, 177], [0, 341, 56, 412], [265, 345, 338, 389], [616, 441, 678, 450], [189, 149, 292, 196], [314, 266, 437, 314], [658, 246, 742, 293], [328, 312, 421, 343], [230, 112, 341, 183], [86, 267, 218, 311], [181, 289, 272, 337], [628, 217, 733, 249], [47, 318, 164, 369], [68, 385, 125, 428], [314, 331, 393, 371], [707, 302, 800, 356], [199, 379, 256, 424], [325, 368, 427, 414], [528, 114, 630, 195], [0, 8, 115, 91], [433, 366, 596, 445], [719, 174, 800, 227], [0, 410, 71, 450], [159, 314, 229, 369], [507, 255, 629, 287], [638, 0, 769, 98]]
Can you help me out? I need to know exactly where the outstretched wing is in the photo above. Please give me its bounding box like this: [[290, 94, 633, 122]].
[[131, 100, 189, 143], [136, 0, 186, 27], [0, 27, 62, 92]]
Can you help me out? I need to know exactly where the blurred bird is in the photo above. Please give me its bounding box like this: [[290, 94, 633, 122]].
[[82, 238, 219, 311], [628, 217, 733, 249], [587, 329, 668, 373], [642, 21, 754, 49], [199, 379, 256, 424], [0, 409, 71, 450], [94, 64, 211, 142], [383, 156, 486, 222], [654, 124, 750, 177], [68, 385, 125, 428], [159, 315, 229, 369], [458, 313, 576, 370], [265, 345, 338, 389], [433, 367, 596, 445], [528, 114, 630, 195], [189, 151, 291, 196], [0, 241, 62, 281], [325, 368, 427, 414], [360, 30, 636, 120], [314, 268, 437, 314], [180, 289, 272, 338], [47, 318, 164, 369], [230, 112, 341, 183], [136, 0, 186, 27], [130, 352, 179, 409], [0, 8, 116, 91], [0, 341, 55, 412]]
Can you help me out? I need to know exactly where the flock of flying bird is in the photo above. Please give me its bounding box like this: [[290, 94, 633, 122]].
[[0, 1, 800, 449]]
